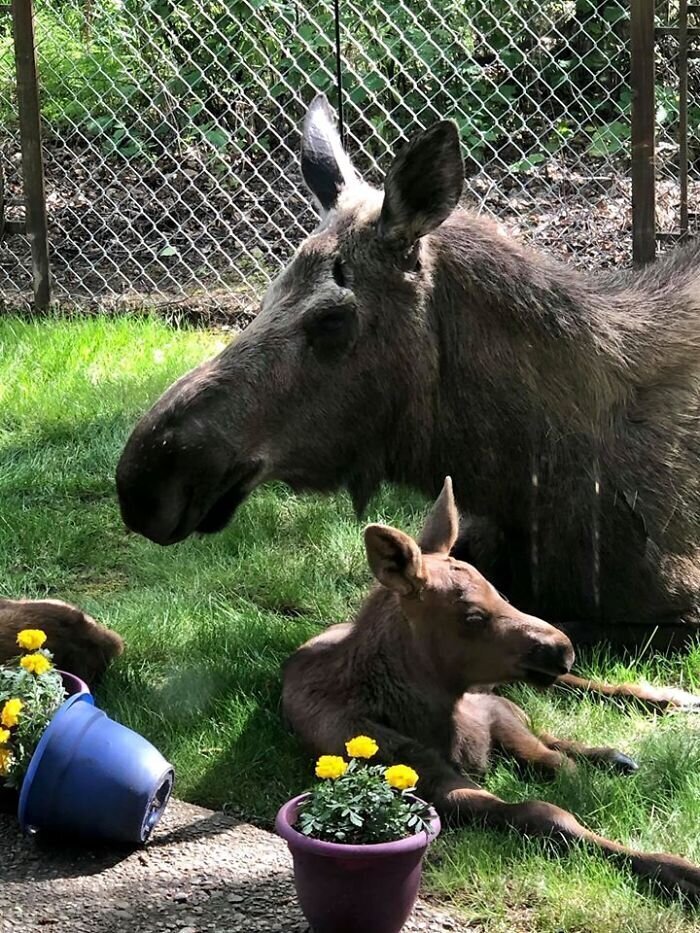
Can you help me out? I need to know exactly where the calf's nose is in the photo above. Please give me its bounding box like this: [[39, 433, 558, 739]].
[[529, 639, 575, 676]]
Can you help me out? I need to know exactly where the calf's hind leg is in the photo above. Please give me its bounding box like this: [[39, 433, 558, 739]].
[[438, 779, 700, 900], [287, 703, 471, 791]]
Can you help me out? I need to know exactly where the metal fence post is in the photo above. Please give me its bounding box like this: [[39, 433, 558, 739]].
[[12, 0, 50, 308], [630, 0, 656, 265], [333, 0, 345, 146], [678, 0, 689, 240]]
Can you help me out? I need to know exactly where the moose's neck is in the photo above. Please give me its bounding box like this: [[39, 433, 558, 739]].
[[384, 212, 639, 519], [433, 213, 634, 425]]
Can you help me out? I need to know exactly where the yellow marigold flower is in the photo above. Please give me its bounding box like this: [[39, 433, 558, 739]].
[[1, 698, 23, 728], [345, 735, 379, 759], [385, 764, 419, 791], [315, 755, 348, 780], [20, 653, 52, 676], [0, 747, 14, 776], [17, 628, 47, 651], [0, 728, 9, 744]]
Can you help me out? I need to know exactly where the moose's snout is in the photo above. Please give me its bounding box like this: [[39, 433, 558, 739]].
[[517, 613, 575, 685], [527, 640, 575, 677], [116, 430, 191, 544], [116, 408, 261, 546]]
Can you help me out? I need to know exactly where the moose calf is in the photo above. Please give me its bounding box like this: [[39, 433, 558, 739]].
[[0, 598, 123, 686], [283, 478, 700, 898]]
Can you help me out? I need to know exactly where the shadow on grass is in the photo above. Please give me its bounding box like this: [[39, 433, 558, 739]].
[[188, 704, 310, 826], [0, 409, 136, 457]]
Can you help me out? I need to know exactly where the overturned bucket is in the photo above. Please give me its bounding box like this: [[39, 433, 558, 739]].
[[18, 689, 174, 844]]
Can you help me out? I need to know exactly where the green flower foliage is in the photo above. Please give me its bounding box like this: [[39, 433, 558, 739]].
[[0, 658, 66, 789], [297, 758, 434, 845]]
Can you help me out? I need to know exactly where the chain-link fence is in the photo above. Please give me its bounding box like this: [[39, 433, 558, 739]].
[[0, 0, 694, 313]]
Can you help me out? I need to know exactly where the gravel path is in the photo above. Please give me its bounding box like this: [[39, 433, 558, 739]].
[[1, 799, 471, 933]]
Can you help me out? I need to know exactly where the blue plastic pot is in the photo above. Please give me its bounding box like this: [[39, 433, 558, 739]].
[[18, 676, 174, 844]]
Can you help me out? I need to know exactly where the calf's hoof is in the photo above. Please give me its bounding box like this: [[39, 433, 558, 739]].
[[608, 751, 639, 775]]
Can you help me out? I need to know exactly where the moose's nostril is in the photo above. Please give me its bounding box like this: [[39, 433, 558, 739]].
[[529, 643, 573, 676]]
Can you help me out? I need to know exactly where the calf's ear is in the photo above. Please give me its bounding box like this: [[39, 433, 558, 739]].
[[378, 120, 463, 246], [418, 476, 459, 555], [364, 524, 426, 597], [301, 94, 358, 215]]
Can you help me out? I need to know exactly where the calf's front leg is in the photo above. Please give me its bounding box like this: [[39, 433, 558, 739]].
[[483, 697, 636, 776], [538, 732, 638, 774], [437, 778, 700, 900]]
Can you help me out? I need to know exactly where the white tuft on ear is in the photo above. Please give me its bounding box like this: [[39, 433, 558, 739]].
[[301, 94, 358, 215]]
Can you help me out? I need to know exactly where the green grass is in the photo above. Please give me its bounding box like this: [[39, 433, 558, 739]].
[[1, 315, 700, 932]]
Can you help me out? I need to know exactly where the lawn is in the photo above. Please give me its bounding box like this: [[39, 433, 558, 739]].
[[1, 315, 700, 933]]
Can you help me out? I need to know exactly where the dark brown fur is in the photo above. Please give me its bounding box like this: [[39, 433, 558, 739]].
[[116, 94, 700, 650], [0, 598, 124, 685], [283, 478, 700, 899]]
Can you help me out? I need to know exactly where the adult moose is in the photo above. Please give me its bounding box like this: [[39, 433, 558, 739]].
[[117, 94, 700, 650], [282, 477, 700, 899]]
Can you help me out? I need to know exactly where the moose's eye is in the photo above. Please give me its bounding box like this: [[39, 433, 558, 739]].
[[332, 256, 346, 288], [303, 305, 358, 361]]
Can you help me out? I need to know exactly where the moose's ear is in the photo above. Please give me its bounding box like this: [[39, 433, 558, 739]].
[[301, 94, 358, 214], [378, 121, 463, 246], [364, 524, 426, 597], [418, 476, 459, 555]]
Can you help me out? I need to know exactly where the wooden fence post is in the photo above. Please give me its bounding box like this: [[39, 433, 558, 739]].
[[12, 0, 50, 307], [630, 0, 656, 265]]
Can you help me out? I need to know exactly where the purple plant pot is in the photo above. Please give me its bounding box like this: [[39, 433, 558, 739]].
[[276, 793, 441, 933], [58, 670, 92, 698]]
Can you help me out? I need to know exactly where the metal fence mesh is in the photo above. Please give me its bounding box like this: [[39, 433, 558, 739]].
[[0, 0, 692, 311]]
